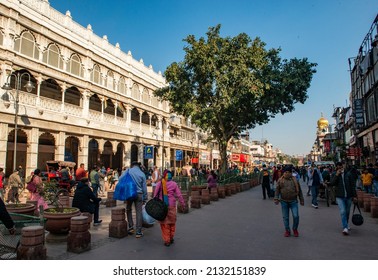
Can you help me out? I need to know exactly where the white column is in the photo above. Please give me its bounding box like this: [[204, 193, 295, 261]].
[[0, 123, 8, 171], [78, 135, 89, 167], [26, 128, 39, 177], [55, 131, 66, 161]]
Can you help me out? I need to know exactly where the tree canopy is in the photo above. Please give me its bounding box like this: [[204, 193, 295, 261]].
[[154, 25, 317, 173]]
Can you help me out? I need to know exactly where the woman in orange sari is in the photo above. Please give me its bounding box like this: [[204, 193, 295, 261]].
[[153, 170, 186, 246]]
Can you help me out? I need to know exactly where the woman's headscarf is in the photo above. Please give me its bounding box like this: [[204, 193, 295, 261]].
[[162, 170, 172, 206]]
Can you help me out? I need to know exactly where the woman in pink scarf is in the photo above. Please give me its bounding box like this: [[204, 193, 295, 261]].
[[30, 169, 48, 212], [153, 170, 186, 246]]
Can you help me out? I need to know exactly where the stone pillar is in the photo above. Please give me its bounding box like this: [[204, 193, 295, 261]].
[[77, 134, 89, 168], [0, 123, 8, 172], [17, 225, 46, 260], [138, 144, 144, 163], [123, 141, 131, 168], [109, 207, 128, 238], [26, 128, 39, 177], [54, 131, 66, 161], [67, 216, 91, 253]]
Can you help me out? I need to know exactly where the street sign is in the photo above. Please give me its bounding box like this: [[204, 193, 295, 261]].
[[176, 150, 183, 161], [144, 146, 154, 159]]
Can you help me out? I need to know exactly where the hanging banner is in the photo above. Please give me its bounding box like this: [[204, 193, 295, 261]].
[[144, 146, 154, 159]]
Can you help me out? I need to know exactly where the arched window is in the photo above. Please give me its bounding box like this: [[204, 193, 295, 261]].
[[142, 88, 149, 104], [89, 94, 102, 112], [14, 31, 39, 59], [40, 79, 62, 101], [131, 108, 140, 122], [104, 99, 115, 115], [106, 71, 116, 91], [151, 95, 159, 108], [118, 76, 126, 95], [43, 44, 64, 69], [132, 84, 140, 100], [90, 64, 102, 85], [65, 86, 81, 106], [68, 54, 84, 78]]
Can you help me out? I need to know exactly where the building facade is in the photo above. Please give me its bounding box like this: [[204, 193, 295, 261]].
[[0, 0, 209, 176]]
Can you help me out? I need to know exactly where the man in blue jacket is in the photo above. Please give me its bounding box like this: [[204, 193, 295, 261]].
[[127, 161, 147, 238]]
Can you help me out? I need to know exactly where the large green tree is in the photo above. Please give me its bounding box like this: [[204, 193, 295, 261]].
[[154, 25, 317, 174]]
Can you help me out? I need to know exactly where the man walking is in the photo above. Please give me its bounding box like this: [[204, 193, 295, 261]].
[[259, 164, 272, 199], [126, 161, 147, 238], [274, 167, 304, 237], [330, 162, 357, 235], [310, 164, 323, 209]]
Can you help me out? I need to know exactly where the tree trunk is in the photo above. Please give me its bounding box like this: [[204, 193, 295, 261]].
[[219, 140, 228, 175]]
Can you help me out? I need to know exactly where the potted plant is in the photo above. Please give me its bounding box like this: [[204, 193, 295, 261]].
[[5, 188, 35, 218], [41, 180, 80, 242]]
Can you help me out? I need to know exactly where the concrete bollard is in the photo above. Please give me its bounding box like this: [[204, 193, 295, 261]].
[[67, 216, 91, 253], [81, 212, 93, 229], [17, 225, 46, 260], [109, 207, 128, 238]]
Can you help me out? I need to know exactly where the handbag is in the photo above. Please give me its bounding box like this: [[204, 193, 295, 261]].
[[142, 205, 156, 225], [352, 203, 364, 226], [26, 176, 37, 193], [145, 186, 168, 221]]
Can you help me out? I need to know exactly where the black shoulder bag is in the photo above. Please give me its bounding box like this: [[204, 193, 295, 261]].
[[145, 185, 168, 221], [352, 202, 364, 226]]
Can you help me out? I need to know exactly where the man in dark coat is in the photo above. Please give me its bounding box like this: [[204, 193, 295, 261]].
[[330, 162, 357, 235], [72, 177, 102, 226]]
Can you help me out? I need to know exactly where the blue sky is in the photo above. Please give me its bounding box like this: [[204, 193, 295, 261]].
[[49, 0, 378, 156]]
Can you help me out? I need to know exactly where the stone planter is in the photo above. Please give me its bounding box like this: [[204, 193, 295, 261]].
[[6, 203, 35, 218], [209, 187, 219, 201], [370, 196, 378, 218], [190, 190, 201, 208], [217, 186, 226, 198], [362, 193, 374, 212], [178, 191, 189, 213], [201, 189, 210, 205], [44, 207, 81, 243], [356, 190, 365, 208]]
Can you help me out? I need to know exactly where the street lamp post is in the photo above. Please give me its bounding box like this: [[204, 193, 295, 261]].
[[2, 72, 35, 171]]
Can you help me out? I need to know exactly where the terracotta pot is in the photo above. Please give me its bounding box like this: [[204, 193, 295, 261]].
[[6, 203, 35, 218], [44, 207, 80, 235]]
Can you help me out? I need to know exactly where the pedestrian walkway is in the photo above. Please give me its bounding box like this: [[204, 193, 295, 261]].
[[44, 181, 378, 260]]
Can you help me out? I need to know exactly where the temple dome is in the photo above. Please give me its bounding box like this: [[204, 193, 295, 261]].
[[317, 114, 329, 130]]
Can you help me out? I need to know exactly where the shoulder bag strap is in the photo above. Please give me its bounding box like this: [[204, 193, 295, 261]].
[[353, 202, 362, 215]]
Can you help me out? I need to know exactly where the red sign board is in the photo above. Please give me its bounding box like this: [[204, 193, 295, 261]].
[[347, 147, 361, 157]]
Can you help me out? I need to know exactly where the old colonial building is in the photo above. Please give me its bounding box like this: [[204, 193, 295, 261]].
[[0, 0, 208, 176]]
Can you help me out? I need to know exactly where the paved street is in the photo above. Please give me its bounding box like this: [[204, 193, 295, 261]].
[[45, 181, 378, 260]]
